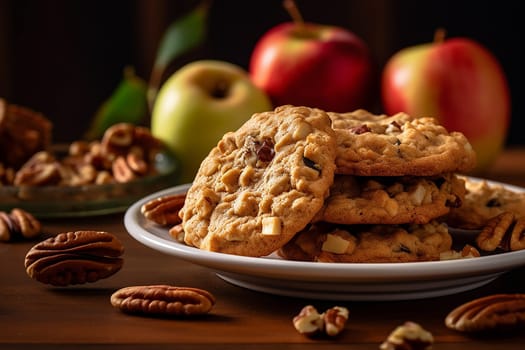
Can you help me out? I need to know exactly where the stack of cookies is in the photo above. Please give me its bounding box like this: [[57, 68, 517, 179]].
[[179, 105, 477, 262], [279, 109, 476, 263]]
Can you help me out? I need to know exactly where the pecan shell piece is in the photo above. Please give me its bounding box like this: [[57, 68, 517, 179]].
[[110, 285, 215, 316], [24, 231, 124, 286], [445, 294, 525, 332], [141, 193, 186, 226]]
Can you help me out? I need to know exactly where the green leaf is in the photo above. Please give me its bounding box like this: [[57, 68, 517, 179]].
[[148, 1, 210, 109], [154, 2, 209, 68], [84, 67, 148, 140]]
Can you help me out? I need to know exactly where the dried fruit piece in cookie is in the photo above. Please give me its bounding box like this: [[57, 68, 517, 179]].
[[314, 173, 465, 225], [446, 177, 525, 230], [181, 105, 337, 257], [445, 294, 525, 332], [278, 221, 452, 263], [25, 231, 124, 286], [329, 109, 476, 176], [111, 285, 215, 316]]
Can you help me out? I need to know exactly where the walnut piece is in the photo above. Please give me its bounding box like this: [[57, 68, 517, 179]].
[[110, 285, 215, 316], [293, 305, 324, 336], [141, 193, 186, 226], [0, 208, 41, 242], [445, 294, 525, 332], [323, 306, 349, 336], [293, 305, 349, 337], [25, 231, 124, 286], [439, 244, 480, 261], [380, 321, 433, 350]]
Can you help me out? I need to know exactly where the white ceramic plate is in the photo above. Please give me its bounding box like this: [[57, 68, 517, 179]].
[[124, 179, 525, 301]]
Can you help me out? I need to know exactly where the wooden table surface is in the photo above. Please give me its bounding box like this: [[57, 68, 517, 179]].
[[1, 147, 525, 350]]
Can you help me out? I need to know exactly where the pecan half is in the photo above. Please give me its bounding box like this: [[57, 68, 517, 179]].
[[132, 125, 162, 155], [141, 193, 186, 226], [14, 151, 62, 186], [126, 146, 149, 175], [476, 212, 525, 252], [168, 224, 185, 242], [0, 208, 41, 242], [25, 231, 124, 286], [101, 123, 135, 158], [112, 156, 137, 183], [110, 285, 215, 316], [445, 294, 525, 332]]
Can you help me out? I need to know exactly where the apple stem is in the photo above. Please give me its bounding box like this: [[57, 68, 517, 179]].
[[434, 28, 446, 43], [283, 0, 304, 27]]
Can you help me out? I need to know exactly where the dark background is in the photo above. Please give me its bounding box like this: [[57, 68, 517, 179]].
[[0, 0, 522, 145]]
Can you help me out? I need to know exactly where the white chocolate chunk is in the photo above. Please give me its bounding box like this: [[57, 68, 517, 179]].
[[321, 233, 350, 254], [261, 217, 281, 236]]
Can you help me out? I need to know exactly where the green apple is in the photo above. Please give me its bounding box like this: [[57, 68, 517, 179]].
[[151, 60, 272, 183]]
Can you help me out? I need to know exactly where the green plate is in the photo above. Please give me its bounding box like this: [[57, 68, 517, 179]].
[[0, 152, 179, 218]]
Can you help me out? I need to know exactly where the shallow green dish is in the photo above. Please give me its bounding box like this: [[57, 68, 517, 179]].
[[0, 152, 179, 218]]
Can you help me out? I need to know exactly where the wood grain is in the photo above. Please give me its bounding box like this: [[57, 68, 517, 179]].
[[1, 149, 525, 349]]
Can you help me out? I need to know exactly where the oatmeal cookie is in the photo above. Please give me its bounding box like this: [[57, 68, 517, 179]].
[[278, 221, 452, 263], [313, 173, 465, 225], [446, 177, 525, 230], [181, 105, 337, 257], [329, 109, 476, 176]]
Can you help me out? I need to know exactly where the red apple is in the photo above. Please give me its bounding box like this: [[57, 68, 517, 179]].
[[381, 30, 511, 172], [249, 2, 374, 112]]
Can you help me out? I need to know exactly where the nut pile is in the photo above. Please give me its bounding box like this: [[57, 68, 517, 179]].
[[1, 123, 163, 187]]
